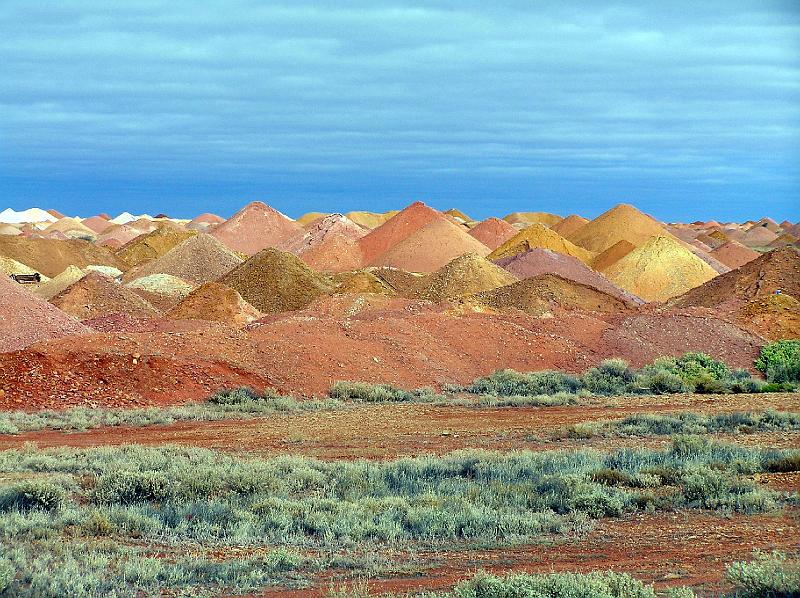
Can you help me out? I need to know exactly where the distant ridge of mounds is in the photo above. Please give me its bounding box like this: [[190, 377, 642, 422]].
[[0, 200, 797, 407]]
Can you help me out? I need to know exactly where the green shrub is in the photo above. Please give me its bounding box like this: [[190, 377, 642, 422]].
[[0, 481, 67, 512], [766, 454, 800, 473], [467, 369, 583, 396], [92, 471, 170, 505], [756, 340, 800, 383], [583, 359, 634, 396], [762, 382, 797, 393], [0, 558, 13, 592], [452, 569, 656, 598], [636, 370, 690, 394], [207, 387, 280, 405], [725, 551, 800, 597]]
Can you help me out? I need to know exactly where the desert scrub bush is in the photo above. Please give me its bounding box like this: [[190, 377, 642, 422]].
[[0, 480, 68, 513], [0, 539, 309, 597], [466, 369, 584, 396], [725, 550, 800, 597], [328, 381, 443, 402], [567, 410, 800, 439], [452, 570, 656, 598], [756, 340, 800, 385], [583, 359, 636, 396], [473, 392, 579, 407]]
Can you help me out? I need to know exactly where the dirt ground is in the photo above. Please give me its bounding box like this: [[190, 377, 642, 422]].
[[3, 393, 798, 459]]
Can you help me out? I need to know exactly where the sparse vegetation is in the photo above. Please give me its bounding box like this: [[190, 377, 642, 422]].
[[465, 354, 769, 397], [566, 410, 800, 439]]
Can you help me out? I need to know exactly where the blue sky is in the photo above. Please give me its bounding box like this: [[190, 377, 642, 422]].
[[1, 1, 798, 221]]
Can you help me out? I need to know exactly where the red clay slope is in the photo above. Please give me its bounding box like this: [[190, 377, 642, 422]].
[[0, 275, 89, 353], [212, 201, 303, 256]]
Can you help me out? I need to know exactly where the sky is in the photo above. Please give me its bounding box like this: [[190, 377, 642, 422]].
[[1, 1, 799, 222]]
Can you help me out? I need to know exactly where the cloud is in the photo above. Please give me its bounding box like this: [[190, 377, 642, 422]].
[[0, 0, 798, 220]]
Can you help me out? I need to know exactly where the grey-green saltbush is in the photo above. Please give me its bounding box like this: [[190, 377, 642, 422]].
[[725, 551, 800, 597]]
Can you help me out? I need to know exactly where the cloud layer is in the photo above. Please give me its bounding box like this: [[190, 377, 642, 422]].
[[1, 1, 798, 220]]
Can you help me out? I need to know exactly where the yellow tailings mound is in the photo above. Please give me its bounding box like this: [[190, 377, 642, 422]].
[[466, 273, 629, 316], [346, 210, 399, 229], [331, 271, 396, 296], [444, 208, 471, 223], [502, 212, 562, 227], [568, 204, 677, 253], [604, 235, 718, 302], [550, 214, 588, 238], [488, 223, 596, 264], [116, 222, 196, 269], [219, 247, 334, 314], [167, 282, 260, 327], [592, 240, 636, 272], [296, 212, 329, 227], [33, 265, 85, 300], [0, 256, 48, 279], [412, 253, 518, 301]]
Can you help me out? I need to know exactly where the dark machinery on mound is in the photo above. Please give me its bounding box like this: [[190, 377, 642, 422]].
[[9, 273, 41, 284]]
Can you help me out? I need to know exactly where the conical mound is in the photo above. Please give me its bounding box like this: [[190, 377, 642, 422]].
[[281, 214, 366, 250], [368, 217, 491, 272], [80, 215, 113, 234], [167, 282, 260, 327], [33, 266, 86, 300], [467, 217, 518, 250], [43, 217, 96, 239], [710, 241, 759, 269], [116, 222, 196, 269], [592, 240, 636, 272], [296, 212, 328, 227], [444, 208, 471, 223], [298, 233, 365, 273], [124, 234, 243, 285], [502, 212, 562, 227], [331, 271, 396, 296], [467, 273, 629, 315], [550, 214, 589, 238], [495, 248, 641, 305], [212, 201, 303, 256], [671, 246, 800, 308], [0, 236, 124, 278], [357, 201, 444, 264], [0, 275, 89, 352], [186, 213, 224, 231], [412, 253, 518, 301], [769, 233, 798, 249], [219, 247, 334, 314], [688, 245, 731, 274], [126, 274, 196, 311], [741, 225, 778, 248], [97, 224, 141, 247], [567, 203, 677, 253], [487, 223, 595, 264], [49, 272, 160, 320], [0, 224, 21, 236], [604, 235, 718, 302]]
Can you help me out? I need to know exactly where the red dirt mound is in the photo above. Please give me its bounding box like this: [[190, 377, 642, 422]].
[[280, 214, 366, 273], [81, 215, 113, 234], [567, 203, 677, 253], [368, 217, 491, 272], [0, 236, 125, 278], [711, 241, 759, 269], [97, 224, 141, 248], [211, 201, 302, 256], [186, 213, 224, 231], [50, 272, 160, 320], [495, 248, 642, 305], [671, 247, 800, 308], [124, 234, 243, 285], [550, 214, 589, 238], [357, 201, 443, 265], [769, 233, 798, 249], [167, 282, 261, 327], [688, 245, 731, 274], [0, 275, 89, 353], [467, 273, 631, 315], [219, 247, 334, 313], [741, 225, 778, 248], [467, 217, 518, 249]]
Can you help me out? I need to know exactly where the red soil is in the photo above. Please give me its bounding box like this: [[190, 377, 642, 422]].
[[211, 201, 303, 256], [467, 217, 518, 249], [357, 201, 444, 264], [711, 241, 760, 269]]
